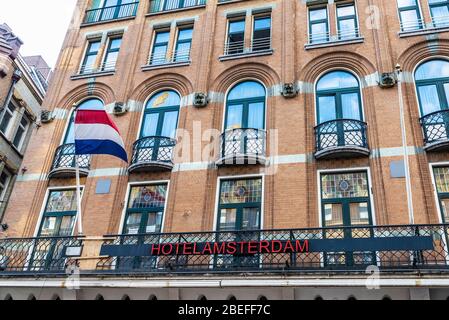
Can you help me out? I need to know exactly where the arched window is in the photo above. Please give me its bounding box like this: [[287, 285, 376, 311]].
[[316, 71, 362, 124], [65, 98, 104, 145], [141, 90, 180, 139], [225, 81, 266, 130], [415, 59, 449, 116]]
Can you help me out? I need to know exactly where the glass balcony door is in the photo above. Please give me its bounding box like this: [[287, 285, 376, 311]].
[[321, 172, 375, 268]]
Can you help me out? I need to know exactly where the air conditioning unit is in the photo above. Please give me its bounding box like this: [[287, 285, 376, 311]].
[[40, 110, 54, 123], [378, 72, 397, 88], [281, 83, 298, 98], [113, 102, 127, 115], [193, 93, 208, 108]]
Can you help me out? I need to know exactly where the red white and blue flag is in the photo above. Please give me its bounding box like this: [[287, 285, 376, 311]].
[[75, 102, 128, 162]]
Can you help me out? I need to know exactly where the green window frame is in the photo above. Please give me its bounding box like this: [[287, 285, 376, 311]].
[[320, 171, 374, 266], [122, 184, 168, 235], [308, 6, 329, 43], [81, 40, 101, 74], [217, 178, 262, 232], [429, 0, 449, 27], [336, 3, 359, 40], [316, 71, 363, 124], [432, 166, 449, 223], [102, 36, 122, 71], [252, 15, 272, 51], [224, 81, 266, 130], [150, 29, 170, 65], [226, 18, 245, 55], [397, 0, 423, 31], [140, 90, 180, 139], [37, 189, 79, 237], [415, 59, 449, 116], [174, 26, 193, 62]]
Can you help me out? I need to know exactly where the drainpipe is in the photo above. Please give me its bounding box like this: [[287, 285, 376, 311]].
[[396, 66, 415, 225], [1, 68, 22, 111]]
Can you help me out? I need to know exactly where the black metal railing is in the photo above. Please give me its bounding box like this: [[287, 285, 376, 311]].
[[219, 128, 266, 163], [149, 0, 206, 13], [420, 110, 449, 147], [315, 119, 368, 153], [130, 136, 176, 168], [0, 236, 82, 274], [96, 224, 449, 274], [83, 2, 139, 24], [50, 144, 91, 173]]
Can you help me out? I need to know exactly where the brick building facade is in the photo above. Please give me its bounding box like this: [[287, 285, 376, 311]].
[[1, 0, 449, 300]]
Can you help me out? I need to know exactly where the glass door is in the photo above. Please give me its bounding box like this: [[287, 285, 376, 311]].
[[321, 172, 374, 268], [216, 178, 262, 269], [120, 184, 167, 271]]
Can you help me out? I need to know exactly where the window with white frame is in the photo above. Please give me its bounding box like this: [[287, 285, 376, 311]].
[[0, 103, 16, 135], [12, 114, 30, 150]]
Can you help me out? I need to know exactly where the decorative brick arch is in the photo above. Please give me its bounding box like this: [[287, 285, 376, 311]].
[[398, 39, 449, 72], [55, 82, 116, 111], [130, 73, 193, 103], [299, 51, 377, 84], [210, 62, 281, 94]]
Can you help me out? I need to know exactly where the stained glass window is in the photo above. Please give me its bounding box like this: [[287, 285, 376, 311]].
[[220, 178, 262, 204], [128, 185, 167, 209], [434, 167, 449, 193], [321, 172, 369, 199], [46, 190, 78, 212]]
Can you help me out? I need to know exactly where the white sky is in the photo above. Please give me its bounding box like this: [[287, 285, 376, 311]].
[[0, 0, 78, 68]]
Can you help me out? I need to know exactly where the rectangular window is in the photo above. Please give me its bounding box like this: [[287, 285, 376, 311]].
[[218, 178, 262, 231], [38, 189, 78, 237], [12, 114, 29, 149], [123, 184, 168, 234], [80, 40, 101, 74], [336, 3, 359, 39], [433, 166, 449, 222], [309, 7, 329, 43], [397, 0, 423, 31], [102, 36, 122, 71], [150, 30, 170, 65], [174, 26, 193, 62], [429, 0, 449, 27], [252, 15, 271, 51], [0, 169, 11, 201], [226, 19, 245, 55], [0, 103, 16, 134], [321, 172, 369, 200]]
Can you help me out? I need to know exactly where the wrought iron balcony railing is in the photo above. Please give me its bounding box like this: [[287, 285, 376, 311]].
[[49, 143, 91, 178], [0, 236, 83, 274], [82, 2, 139, 24], [146, 48, 191, 66], [128, 136, 176, 173], [224, 37, 272, 56], [308, 28, 361, 45], [315, 119, 369, 159], [420, 109, 449, 151], [217, 128, 266, 165], [149, 0, 206, 14], [96, 224, 449, 274], [0, 224, 448, 276]]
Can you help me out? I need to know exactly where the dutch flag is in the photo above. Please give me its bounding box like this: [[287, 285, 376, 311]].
[[74, 101, 128, 163]]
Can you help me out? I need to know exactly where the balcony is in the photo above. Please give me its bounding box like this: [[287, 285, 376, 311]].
[[48, 144, 91, 179], [82, 2, 139, 25], [128, 136, 176, 173], [216, 128, 266, 166], [0, 236, 83, 274], [1, 224, 448, 276], [315, 119, 369, 160], [142, 49, 191, 70], [221, 37, 272, 60], [420, 110, 449, 152], [306, 28, 363, 49], [148, 0, 206, 14]]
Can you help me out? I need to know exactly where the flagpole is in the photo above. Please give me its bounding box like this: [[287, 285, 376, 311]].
[[75, 153, 84, 236]]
